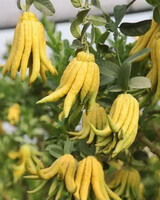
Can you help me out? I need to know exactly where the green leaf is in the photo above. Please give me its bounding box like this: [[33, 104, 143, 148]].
[[99, 60, 120, 78], [123, 48, 151, 64], [33, 0, 55, 16], [98, 31, 109, 43], [17, 0, 22, 10], [106, 19, 117, 34], [114, 5, 127, 26], [88, 15, 107, 26], [97, 43, 109, 53], [26, 0, 34, 8], [77, 8, 90, 24], [70, 19, 81, 38], [120, 20, 152, 36], [71, 39, 83, 49], [91, 25, 95, 44], [146, 0, 160, 7], [77, 140, 95, 156], [118, 63, 131, 91], [133, 150, 148, 161], [91, 0, 101, 9], [94, 27, 101, 44], [46, 144, 64, 158], [128, 76, 151, 89], [64, 139, 74, 154], [70, 0, 82, 8], [109, 85, 123, 92], [153, 7, 160, 24], [100, 75, 115, 86], [81, 22, 90, 40], [46, 144, 62, 151], [48, 148, 64, 158]]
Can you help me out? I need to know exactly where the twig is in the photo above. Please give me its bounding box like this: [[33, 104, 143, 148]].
[[138, 132, 160, 158], [127, 0, 136, 9], [148, 110, 160, 115]]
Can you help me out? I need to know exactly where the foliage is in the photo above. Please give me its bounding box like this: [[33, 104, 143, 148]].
[[0, 0, 160, 200]]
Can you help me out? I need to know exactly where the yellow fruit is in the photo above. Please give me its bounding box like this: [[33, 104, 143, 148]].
[[8, 103, 21, 125], [68, 103, 107, 144], [37, 51, 100, 118], [2, 11, 57, 83]]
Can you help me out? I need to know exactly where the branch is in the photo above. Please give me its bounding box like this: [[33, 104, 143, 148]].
[[127, 0, 136, 9], [148, 110, 160, 115], [138, 132, 160, 158]]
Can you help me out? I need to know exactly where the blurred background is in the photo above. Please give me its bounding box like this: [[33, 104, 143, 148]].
[[0, 0, 153, 63]]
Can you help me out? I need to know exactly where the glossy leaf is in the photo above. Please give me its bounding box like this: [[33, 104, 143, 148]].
[[120, 20, 152, 36], [106, 19, 117, 34], [123, 48, 151, 64], [146, 0, 160, 7], [114, 5, 127, 26], [118, 63, 131, 91], [70, 0, 82, 8], [91, 25, 95, 44], [46, 144, 64, 158], [129, 76, 151, 89], [100, 75, 115, 86], [26, 0, 34, 6], [64, 139, 74, 154], [33, 0, 55, 16], [153, 7, 160, 24], [17, 0, 22, 10], [70, 19, 81, 38], [77, 8, 90, 23], [88, 15, 107, 26], [99, 60, 120, 78], [97, 43, 109, 53], [98, 31, 109, 43], [109, 85, 123, 92], [91, 0, 101, 9], [81, 22, 90, 40], [133, 150, 148, 161], [94, 27, 102, 44], [71, 39, 83, 49]]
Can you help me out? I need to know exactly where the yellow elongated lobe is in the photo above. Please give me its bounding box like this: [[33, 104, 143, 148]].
[[91, 156, 109, 200], [8, 144, 43, 181], [29, 21, 40, 84], [91, 94, 139, 137], [40, 64, 48, 82], [38, 22, 57, 75], [74, 159, 86, 200], [68, 103, 107, 145], [91, 94, 139, 157], [20, 21, 32, 81], [153, 37, 160, 103], [11, 21, 25, 79], [79, 157, 92, 200], [1, 11, 57, 83], [37, 51, 100, 118], [2, 23, 20, 75], [80, 62, 95, 103], [63, 62, 88, 117], [108, 168, 141, 199], [64, 156, 77, 193], [37, 61, 81, 104], [130, 19, 158, 58]]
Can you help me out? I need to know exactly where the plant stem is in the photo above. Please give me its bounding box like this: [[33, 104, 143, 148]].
[[114, 34, 121, 66], [148, 110, 160, 115], [138, 132, 160, 158], [127, 0, 136, 9]]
